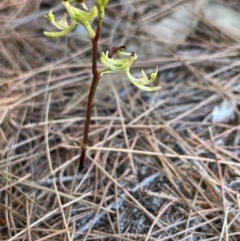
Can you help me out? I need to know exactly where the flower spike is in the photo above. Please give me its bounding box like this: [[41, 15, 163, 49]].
[[100, 49, 161, 92]]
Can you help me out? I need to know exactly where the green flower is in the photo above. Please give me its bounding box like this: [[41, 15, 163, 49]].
[[100, 51, 161, 91], [44, 10, 76, 37], [44, 1, 97, 39], [62, 1, 97, 38]]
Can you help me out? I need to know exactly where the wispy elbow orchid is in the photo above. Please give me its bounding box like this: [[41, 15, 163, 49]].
[[100, 50, 161, 91], [44, 1, 97, 39], [43, 0, 162, 170]]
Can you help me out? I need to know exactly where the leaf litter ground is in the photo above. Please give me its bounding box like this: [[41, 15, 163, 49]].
[[1, 0, 240, 240]]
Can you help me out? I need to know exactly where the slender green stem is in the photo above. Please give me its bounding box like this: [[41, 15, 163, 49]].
[[79, 19, 103, 171]]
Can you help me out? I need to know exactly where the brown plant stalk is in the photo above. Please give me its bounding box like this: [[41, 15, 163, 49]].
[[79, 19, 103, 171]]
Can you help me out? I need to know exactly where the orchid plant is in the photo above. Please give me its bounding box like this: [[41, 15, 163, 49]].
[[44, 0, 161, 170]]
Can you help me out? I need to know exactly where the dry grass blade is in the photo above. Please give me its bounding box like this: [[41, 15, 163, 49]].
[[1, 0, 240, 240]]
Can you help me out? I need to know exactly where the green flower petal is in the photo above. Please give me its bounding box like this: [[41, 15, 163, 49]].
[[126, 70, 161, 91], [138, 66, 158, 85], [45, 10, 69, 30], [44, 19, 76, 37]]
